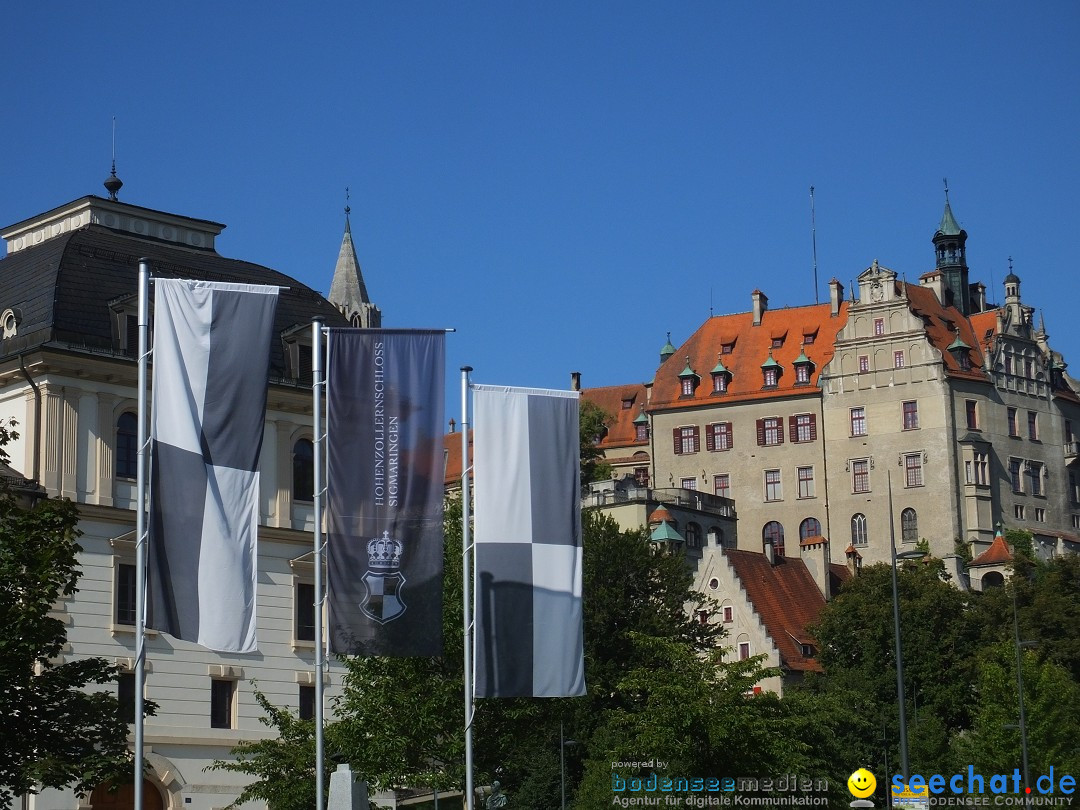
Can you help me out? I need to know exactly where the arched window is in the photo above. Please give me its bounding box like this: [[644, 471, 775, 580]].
[[685, 522, 702, 550], [708, 526, 724, 548], [116, 412, 138, 479], [763, 521, 785, 557], [901, 508, 918, 545], [799, 517, 821, 540], [982, 571, 1005, 589], [851, 513, 868, 546], [293, 439, 314, 502]]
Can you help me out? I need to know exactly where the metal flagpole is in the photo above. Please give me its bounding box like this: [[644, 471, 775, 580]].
[[312, 319, 326, 810], [134, 259, 151, 810], [460, 366, 475, 810]]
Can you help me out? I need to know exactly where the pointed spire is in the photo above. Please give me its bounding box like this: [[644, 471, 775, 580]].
[[328, 189, 381, 327], [103, 116, 123, 201], [659, 332, 676, 364], [938, 180, 962, 236]]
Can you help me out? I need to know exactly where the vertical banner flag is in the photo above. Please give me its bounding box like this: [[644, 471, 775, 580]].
[[472, 384, 585, 698], [326, 329, 445, 656], [148, 279, 279, 653]]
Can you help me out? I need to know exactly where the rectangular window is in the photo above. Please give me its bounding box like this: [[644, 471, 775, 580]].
[[211, 679, 235, 729], [791, 413, 816, 443], [116, 562, 137, 626], [295, 582, 316, 642], [850, 407, 867, 437], [1014, 504, 1025, 520], [852, 459, 870, 493], [758, 417, 783, 446], [905, 453, 924, 487], [763, 368, 778, 387], [721, 342, 734, 355], [634, 467, 649, 487], [739, 642, 750, 660], [902, 401, 919, 431], [1034, 508, 1046, 523], [1010, 458, 1024, 493], [764, 469, 782, 501], [1071, 472, 1080, 505], [723, 605, 733, 623], [966, 400, 978, 430], [1005, 355, 1013, 374], [712, 374, 727, 393], [874, 318, 885, 336], [858, 355, 869, 374], [795, 364, 810, 384], [118, 672, 136, 724], [894, 350, 905, 368], [681, 377, 694, 396], [1073, 515, 1080, 529], [1025, 359, 1033, 378], [772, 336, 784, 349], [1028, 411, 1038, 441], [1007, 407, 1019, 437], [706, 422, 733, 451], [299, 685, 316, 721], [974, 451, 988, 486], [1028, 462, 1043, 496], [673, 426, 700, 455], [714, 474, 730, 499], [797, 466, 815, 499], [635, 423, 648, 441], [681, 477, 698, 491]]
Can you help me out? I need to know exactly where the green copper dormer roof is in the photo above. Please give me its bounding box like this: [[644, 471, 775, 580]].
[[760, 350, 782, 370], [711, 354, 729, 375], [794, 348, 811, 365], [938, 198, 962, 236], [660, 332, 676, 359], [678, 356, 698, 379], [633, 405, 649, 425], [947, 333, 971, 352], [649, 520, 684, 544]]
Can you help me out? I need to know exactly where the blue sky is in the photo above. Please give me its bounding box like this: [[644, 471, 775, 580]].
[[3, 2, 1078, 416]]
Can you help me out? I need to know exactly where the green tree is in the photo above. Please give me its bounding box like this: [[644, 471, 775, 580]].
[[0, 486, 135, 804], [578, 400, 613, 484]]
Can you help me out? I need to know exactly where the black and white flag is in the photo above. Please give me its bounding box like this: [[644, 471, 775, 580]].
[[472, 384, 585, 698], [326, 329, 445, 656], [148, 279, 278, 653]]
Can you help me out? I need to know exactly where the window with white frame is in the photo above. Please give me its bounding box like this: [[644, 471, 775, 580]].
[[902, 401, 919, 431], [762, 521, 785, 556], [293, 438, 315, 502], [759, 417, 782, 446], [707, 422, 733, 451], [894, 350, 905, 368], [799, 517, 821, 539], [901, 508, 918, 544], [116, 562, 137, 626], [852, 459, 870, 493], [792, 413, 815, 443], [295, 581, 316, 643], [1010, 458, 1024, 493], [858, 355, 869, 373], [850, 407, 867, 437], [211, 679, 236, 729], [674, 426, 700, 455], [714, 474, 730, 499], [797, 466, 815, 498], [681, 477, 698, 491], [904, 453, 924, 487], [874, 318, 885, 336], [1034, 507, 1045, 522], [764, 469, 782, 501], [851, 513, 868, 546], [1014, 504, 1025, 520], [1027, 462, 1043, 496]]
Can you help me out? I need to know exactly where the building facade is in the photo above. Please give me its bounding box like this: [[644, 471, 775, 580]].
[[0, 192, 371, 810]]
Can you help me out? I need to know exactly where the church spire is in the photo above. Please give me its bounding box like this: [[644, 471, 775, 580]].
[[932, 179, 970, 314], [328, 189, 381, 328]]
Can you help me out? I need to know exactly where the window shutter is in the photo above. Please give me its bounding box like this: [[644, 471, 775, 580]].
[[777, 419, 784, 445], [809, 413, 817, 441], [756, 419, 765, 446], [673, 428, 682, 455], [692, 426, 701, 453], [705, 424, 715, 451], [727, 422, 734, 449], [789, 417, 798, 444]]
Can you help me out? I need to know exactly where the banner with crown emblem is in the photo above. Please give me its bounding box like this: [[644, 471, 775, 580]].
[[326, 329, 445, 656]]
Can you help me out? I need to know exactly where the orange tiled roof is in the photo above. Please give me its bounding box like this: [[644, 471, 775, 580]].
[[970, 533, 1013, 567], [442, 430, 471, 487], [723, 549, 827, 673], [582, 383, 650, 450], [650, 301, 848, 408], [903, 283, 988, 382]]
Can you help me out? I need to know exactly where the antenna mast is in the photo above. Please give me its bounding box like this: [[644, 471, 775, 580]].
[[810, 185, 819, 304]]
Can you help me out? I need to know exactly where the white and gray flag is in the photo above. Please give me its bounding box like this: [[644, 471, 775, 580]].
[[148, 279, 278, 653], [472, 384, 586, 698]]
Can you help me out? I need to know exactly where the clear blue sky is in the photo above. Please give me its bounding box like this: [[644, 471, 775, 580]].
[[3, 2, 1078, 417]]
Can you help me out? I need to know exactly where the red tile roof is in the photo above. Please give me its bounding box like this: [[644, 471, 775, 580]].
[[650, 301, 849, 408], [582, 383, 650, 451], [903, 283, 988, 382], [442, 429, 471, 488], [723, 549, 827, 673], [970, 533, 1013, 567]]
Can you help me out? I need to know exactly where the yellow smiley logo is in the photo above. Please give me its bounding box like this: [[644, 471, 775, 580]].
[[847, 768, 876, 799]]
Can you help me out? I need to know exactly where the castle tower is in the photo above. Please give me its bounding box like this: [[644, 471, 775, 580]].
[[932, 184, 970, 313]]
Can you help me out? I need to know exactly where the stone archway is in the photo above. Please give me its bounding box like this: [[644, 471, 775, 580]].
[[88, 778, 164, 810]]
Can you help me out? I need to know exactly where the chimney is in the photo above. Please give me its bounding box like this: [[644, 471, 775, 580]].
[[828, 279, 844, 317], [800, 536, 830, 599], [845, 545, 862, 578], [570, 371, 581, 391], [970, 281, 986, 313], [763, 537, 775, 565], [752, 290, 768, 326], [448, 418, 456, 434]]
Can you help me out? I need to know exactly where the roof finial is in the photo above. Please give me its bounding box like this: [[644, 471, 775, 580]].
[[1008, 255, 1013, 273], [103, 116, 123, 201], [943, 177, 949, 201]]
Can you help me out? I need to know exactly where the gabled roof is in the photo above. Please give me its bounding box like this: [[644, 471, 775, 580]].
[[723, 549, 827, 673], [650, 302, 848, 408], [970, 532, 1013, 567], [582, 383, 650, 450], [903, 283, 987, 382]]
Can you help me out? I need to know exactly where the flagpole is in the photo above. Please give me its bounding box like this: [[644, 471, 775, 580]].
[[134, 259, 150, 810], [460, 366, 475, 810], [312, 318, 326, 810]]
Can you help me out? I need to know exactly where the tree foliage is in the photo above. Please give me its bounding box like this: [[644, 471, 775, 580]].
[[578, 400, 612, 484], [0, 490, 133, 804]]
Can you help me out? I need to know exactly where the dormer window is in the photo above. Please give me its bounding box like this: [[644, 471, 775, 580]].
[[761, 351, 782, 388], [771, 337, 783, 349], [721, 340, 736, 355], [282, 323, 315, 383], [710, 354, 731, 394], [621, 397, 634, 410], [802, 328, 817, 345], [677, 357, 700, 397], [109, 293, 148, 356], [793, 349, 813, 385], [633, 405, 649, 441], [948, 334, 972, 371]]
